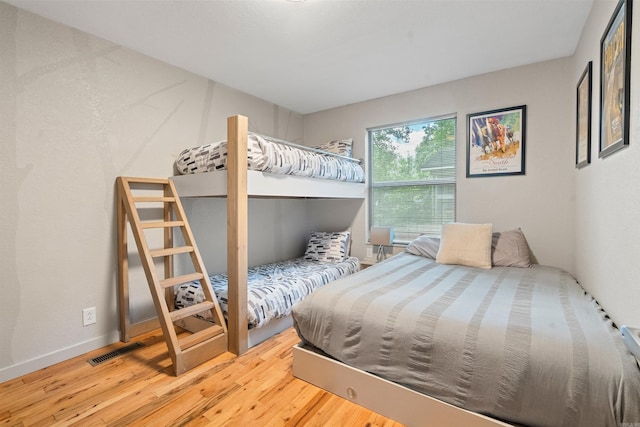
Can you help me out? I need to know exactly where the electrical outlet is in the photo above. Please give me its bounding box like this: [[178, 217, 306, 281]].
[[366, 247, 373, 258], [83, 307, 96, 326]]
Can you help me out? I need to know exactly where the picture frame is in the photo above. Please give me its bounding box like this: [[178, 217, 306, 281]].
[[576, 61, 592, 168], [466, 105, 526, 177], [599, 0, 632, 158]]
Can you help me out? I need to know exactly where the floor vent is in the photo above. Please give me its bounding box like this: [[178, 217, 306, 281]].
[[88, 342, 144, 366]]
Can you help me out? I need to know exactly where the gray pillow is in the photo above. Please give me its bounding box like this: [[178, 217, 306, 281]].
[[491, 229, 531, 268], [406, 235, 440, 259]]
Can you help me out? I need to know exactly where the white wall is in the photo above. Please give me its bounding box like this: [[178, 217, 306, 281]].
[[181, 198, 312, 274], [0, 3, 303, 382], [304, 58, 575, 274], [572, 0, 640, 328]]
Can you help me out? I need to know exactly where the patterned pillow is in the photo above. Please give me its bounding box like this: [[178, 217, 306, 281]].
[[312, 139, 353, 158], [304, 231, 351, 262]]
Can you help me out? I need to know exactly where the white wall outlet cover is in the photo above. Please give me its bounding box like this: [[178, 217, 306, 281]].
[[82, 307, 96, 326]]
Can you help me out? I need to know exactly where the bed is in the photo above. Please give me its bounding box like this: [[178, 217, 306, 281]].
[[174, 254, 360, 345], [291, 225, 640, 427], [164, 115, 366, 356], [119, 117, 366, 358], [175, 132, 365, 183]]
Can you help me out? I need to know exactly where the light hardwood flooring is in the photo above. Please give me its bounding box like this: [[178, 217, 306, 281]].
[[0, 327, 405, 426]]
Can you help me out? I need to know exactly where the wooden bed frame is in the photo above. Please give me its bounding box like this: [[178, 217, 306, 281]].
[[121, 115, 366, 355]]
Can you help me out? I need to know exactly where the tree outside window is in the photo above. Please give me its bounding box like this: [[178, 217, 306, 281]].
[[369, 115, 456, 243]]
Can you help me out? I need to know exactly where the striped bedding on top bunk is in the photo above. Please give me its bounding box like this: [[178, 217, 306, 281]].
[[175, 256, 360, 329], [175, 134, 365, 182]]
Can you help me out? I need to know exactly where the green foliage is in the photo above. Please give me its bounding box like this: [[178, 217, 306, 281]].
[[371, 184, 456, 237], [371, 117, 456, 183], [370, 117, 457, 238]]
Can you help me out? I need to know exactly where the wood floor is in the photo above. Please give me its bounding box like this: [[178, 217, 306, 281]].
[[0, 327, 405, 426]]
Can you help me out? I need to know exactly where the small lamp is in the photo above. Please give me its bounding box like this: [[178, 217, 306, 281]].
[[370, 226, 394, 262]]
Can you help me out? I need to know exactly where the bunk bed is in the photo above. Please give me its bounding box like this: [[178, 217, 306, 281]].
[[173, 235, 361, 347], [168, 115, 367, 355], [292, 226, 640, 427]]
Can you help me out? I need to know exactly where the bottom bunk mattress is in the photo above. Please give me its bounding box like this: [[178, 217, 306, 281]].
[[175, 256, 359, 329], [292, 252, 640, 427]]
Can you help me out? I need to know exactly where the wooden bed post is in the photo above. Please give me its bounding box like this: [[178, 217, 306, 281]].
[[116, 182, 131, 342], [227, 115, 249, 355]]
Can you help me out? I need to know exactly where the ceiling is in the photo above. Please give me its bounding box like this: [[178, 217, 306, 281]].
[[8, 0, 594, 114]]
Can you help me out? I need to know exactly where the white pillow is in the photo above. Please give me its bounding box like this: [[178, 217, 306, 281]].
[[436, 223, 493, 269]]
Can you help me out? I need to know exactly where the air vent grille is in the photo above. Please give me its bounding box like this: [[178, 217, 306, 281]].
[[88, 342, 144, 366]]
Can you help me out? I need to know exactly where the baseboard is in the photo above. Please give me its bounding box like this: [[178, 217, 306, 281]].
[[247, 315, 293, 348], [0, 330, 121, 384]]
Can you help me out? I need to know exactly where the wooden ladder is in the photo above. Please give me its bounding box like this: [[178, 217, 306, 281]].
[[116, 176, 227, 375]]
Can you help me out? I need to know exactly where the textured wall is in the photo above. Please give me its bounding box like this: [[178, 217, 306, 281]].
[[0, 2, 302, 381], [305, 58, 575, 275], [572, 0, 640, 329]]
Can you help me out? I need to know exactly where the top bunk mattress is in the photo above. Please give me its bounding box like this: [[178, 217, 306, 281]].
[[175, 134, 365, 183]]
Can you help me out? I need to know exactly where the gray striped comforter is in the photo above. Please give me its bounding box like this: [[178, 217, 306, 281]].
[[292, 252, 640, 426]]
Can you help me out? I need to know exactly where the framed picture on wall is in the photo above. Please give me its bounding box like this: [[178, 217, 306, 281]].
[[466, 105, 526, 177], [576, 61, 592, 168], [599, 0, 632, 158]]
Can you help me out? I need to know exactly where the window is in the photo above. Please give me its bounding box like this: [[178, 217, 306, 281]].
[[369, 115, 456, 243]]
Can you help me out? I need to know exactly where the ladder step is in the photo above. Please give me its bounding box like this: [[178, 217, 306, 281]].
[[121, 177, 169, 185], [141, 220, 185, 229], [150, 246, 193, 257], [132, 196, 176, 203], [179, 325, 225, 350], [159, 272, 205, 289], [170, 301, 215, 322]]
